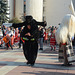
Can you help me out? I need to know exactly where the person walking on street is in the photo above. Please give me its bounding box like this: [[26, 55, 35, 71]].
[[4, 15, 47, 66]]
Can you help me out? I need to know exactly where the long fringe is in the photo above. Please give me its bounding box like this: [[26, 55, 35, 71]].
[[55, 14, 75, 44]]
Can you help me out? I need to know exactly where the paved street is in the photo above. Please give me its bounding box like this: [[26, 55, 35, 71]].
[[0, 44, 75, 75]]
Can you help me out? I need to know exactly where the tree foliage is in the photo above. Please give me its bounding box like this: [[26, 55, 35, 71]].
[[9, 17, 22, 23], [0, 0, 9, 25]]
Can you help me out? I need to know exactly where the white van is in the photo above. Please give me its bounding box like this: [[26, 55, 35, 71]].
[[2, 23, 12, 27]]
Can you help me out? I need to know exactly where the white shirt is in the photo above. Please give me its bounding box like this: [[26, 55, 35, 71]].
[[6, 30, 13, 37]]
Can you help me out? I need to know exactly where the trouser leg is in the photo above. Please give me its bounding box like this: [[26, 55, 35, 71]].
[[63, 46, 68, 65], [9, 41, 13, 49]]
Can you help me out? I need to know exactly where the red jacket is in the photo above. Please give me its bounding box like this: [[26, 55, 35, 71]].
[[50, 33, 56, 45], [44, 32, 48, 40]]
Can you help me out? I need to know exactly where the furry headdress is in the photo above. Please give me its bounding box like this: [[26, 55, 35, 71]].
[[55, 14, 75, 44]]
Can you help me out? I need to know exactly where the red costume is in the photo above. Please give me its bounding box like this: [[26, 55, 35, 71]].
[[44, 32, 48, 41], [14, 30, 20, 43], [50, 33, 56, 50]]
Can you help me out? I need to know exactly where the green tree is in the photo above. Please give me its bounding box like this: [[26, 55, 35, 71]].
[[0, 0, 9, 25]]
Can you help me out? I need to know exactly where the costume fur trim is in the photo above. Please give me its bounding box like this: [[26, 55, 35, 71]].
[[55, 14, 75, 44]]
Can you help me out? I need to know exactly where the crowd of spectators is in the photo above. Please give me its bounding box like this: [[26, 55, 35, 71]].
[[0, 26, 22, 49], [0, 25, 58, 50], [1, 25, 75, 51], [38, 26, 58, 51]]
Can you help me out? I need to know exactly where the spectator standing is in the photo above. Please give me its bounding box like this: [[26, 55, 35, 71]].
[[0, 28, 3, 47], [5, 27, 13, 50], [44, 29, 48, 44], [19, 27, 23, 48], [39, 27, 44, 50], [50, 29, 56, 50], [14, 28, 19, 43]]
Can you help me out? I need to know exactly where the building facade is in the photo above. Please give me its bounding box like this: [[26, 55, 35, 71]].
[[43, 0, 72, 27], [26, 0, 43, 21], [8, 0, 74, 27], [8, 0, 25, 21]]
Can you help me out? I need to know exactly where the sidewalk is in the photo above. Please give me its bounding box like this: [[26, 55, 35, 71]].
[[0, 45, 75, 75]]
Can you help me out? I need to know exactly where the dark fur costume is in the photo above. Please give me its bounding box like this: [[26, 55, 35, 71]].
[[12, 16, 46, 65]]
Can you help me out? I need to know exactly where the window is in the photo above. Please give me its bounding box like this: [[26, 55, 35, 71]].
[[24, 5, 26, 12]]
